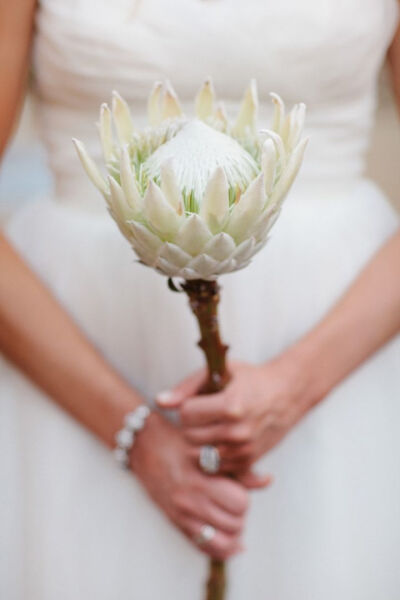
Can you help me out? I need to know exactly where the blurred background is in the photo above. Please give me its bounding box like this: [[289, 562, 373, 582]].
[[0, 68, 399, 223]]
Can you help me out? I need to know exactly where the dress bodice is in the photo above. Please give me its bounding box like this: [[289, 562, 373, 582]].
[[32, 0, 399, 208]]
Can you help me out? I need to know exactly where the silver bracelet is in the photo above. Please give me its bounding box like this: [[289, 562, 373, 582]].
[[113, 404, 151, 469]]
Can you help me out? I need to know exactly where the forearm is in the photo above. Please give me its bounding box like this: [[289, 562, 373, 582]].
[[0, 234, 142, 447], [286, 230, 400, 405]]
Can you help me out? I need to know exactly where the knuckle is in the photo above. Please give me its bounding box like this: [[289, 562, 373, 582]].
[[180, 403, 193, 425], [223, 396, 243, 420], [171, 490, 190, 512], [229, 423, 252, 443], [234, 489, 250, 515]]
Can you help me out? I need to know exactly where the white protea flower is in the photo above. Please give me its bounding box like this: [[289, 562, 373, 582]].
[[73, 80, 307, 280]]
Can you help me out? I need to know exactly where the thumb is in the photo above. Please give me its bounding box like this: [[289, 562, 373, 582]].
[[236, 471, 273, 491], [156, 369, 207, 408]]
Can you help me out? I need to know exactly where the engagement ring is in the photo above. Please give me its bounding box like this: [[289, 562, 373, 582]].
[[199, 445, 220, 474], [195, 524, 216, 546]]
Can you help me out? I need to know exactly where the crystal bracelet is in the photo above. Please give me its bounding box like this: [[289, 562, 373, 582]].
[[113, 404, 151, 469]]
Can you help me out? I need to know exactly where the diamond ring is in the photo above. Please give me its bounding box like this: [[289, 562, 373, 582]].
[[194, 524, 216, 546], [199, 445, 220, 474]]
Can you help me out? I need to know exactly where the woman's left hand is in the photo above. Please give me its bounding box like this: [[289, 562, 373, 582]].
[[156, 358, 315, 476]]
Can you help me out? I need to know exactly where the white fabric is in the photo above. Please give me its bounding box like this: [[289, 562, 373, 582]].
[[1, 1, 400, 598]]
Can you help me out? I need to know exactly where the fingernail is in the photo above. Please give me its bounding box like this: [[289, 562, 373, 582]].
[[156, 390, 174, 405]]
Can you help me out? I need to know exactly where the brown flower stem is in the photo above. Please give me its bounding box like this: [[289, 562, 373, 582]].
[[182, 279, 231, 600]]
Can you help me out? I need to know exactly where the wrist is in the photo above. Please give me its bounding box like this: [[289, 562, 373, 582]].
[[93, 373, 146, 448], [279, 335, 335, 411], [267, 340, 327, 415]]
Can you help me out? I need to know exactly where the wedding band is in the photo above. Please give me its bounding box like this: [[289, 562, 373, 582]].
[[195, 524, 216, 546], [199, 445, 220, 474]]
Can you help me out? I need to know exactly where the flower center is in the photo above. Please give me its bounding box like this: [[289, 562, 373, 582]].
[[143, 119, 259, 204]]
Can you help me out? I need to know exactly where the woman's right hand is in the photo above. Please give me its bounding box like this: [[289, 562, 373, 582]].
[[131, 412, 255, 560]]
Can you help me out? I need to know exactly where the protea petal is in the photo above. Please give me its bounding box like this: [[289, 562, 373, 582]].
[[129, 221, 163, 255], [112, 91, 134, 144], [162, 81, 183, 120], [174, 214, 212, 255], [187, 254, 220, 278], [261, 139, 277, 195], [156, 257, 181, 277], [200, 167, 229, 233], [160, 159, 185, 215], [144, 180, 183, 238], [267, 137, 308, 209], [195, 78, 215, 120], [260, 129, 287, 170], [148, 81, 163, 126], [287, 103, 306, 150], [215, 101, 228, 129], [232, 237, 256, 262], [120, 146, 143, 215], [232, 79, 258, 136], [226, 173, 265, 242], [73, 139, 108, 194], [203, 232, 236, 261], [107, 177, 136, 242], [270, 92, 285, 134], [252, 206, 281, 241], [158, 242, 191, 268], [98, 103, 114, 162]]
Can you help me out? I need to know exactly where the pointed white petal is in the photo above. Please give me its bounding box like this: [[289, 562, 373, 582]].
[[215, 101, 228, 129], [195, 78, 215, 120], [144, 180, 182, 238], [215, 257, 237, 275], [187, 254, 220, 278], [203, 232, 236, 261], [270, 92, 285, 134], [129, 220, 163, 254], [108, 176, 135, 221], [73, 138, 108, 194], [112, 91, 134, 144], [160, 159, 185, 214], [232, 79, 258, 136], [287, 103, 306, 150], [148, 81, 163, 126], [252, 206, 281, 241], [226, 173, 266, 242], [99, 103, 114, 162], [260, 129, 287, 170], [261, 139, 277, 195], [162, 81, 183, 120], [232, 237, 256, 263], [158, 242, 191, 269], [120, 146, 143, 214], [200, 167, 229, 233], [174, 214, 212, 255], [268, 138, 308, 209], [156, 257, 181, 277], [180, 267, 205, 280]]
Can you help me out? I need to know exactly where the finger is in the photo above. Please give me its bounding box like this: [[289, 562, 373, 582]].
[[173, 492, 244, 535], [235, 471, 273, 490], [201, 476, 250, 516], [156, 369, 207, 408], [178, 516, 243, 560], [180, 393, 241, 427], [187, 444, 253, 474], [184, 422, 252, 445]]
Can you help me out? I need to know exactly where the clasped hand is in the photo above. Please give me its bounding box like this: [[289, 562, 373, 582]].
[[157, 358, 312, 479]]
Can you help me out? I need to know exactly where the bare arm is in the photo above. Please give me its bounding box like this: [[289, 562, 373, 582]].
[[0, 2, 142, 445]]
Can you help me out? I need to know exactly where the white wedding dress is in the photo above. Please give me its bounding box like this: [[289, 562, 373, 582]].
[[1, 0, 400, 598]]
